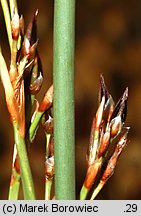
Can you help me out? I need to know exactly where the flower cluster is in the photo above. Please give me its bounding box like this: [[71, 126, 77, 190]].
[[0, 8, 53, 199], [81, 75, 129, 200], [0, 9, 53, 137]]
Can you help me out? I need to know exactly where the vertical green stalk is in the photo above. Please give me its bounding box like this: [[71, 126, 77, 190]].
[[13, 123, 36, 199], [45, 179, 52, 200], [53, 0, 75, 199]]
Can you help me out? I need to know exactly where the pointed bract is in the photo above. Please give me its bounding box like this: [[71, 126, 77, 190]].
[[111, 87, 128, 124], [99, 74, 110, 103]]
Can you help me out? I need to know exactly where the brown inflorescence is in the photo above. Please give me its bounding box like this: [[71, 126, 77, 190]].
[[83, 75, 129, 193]]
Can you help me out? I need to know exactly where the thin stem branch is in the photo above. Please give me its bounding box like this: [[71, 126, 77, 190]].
[[53, 0, 76, 199], [80, 185, 89, 200], [29, 111, 43, 142], [45, 180, 52, 200], [9, 111, 42, 199], [13, 123, 36, 199]]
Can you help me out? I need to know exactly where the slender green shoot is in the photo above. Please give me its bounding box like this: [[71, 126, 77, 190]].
[[29, 111, 43, 142], [45, 179, 52, 200], [9, 110, 43, 199], [80, 185, 89, 200], [13, 122, 36, 200]]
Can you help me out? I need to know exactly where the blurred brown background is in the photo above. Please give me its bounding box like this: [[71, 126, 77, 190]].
[[0, 0, 141, 199]]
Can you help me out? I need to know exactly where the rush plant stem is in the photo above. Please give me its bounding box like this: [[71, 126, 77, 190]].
[[9, 111, 42, 199], [13, 123, 35, 199], [53, 0, 75, 199], [29, 111, 43, 142], [80, 185, 89, 200], [45, 179, 52, 200]]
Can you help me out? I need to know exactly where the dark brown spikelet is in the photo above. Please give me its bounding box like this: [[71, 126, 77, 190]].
[[85, 75, 129, 193]]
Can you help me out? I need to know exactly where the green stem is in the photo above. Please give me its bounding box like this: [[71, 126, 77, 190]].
[[13, 122, 35, 199], [9, 110, 42, 199], [45, 180, 53, 200], [80, 185, 89, 200], [9, 110, 42, 200], [53, 0, 75, 199], [29, 111, 43, 142], [0, 0, 12, 50], [9, 178, 20, 200]]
